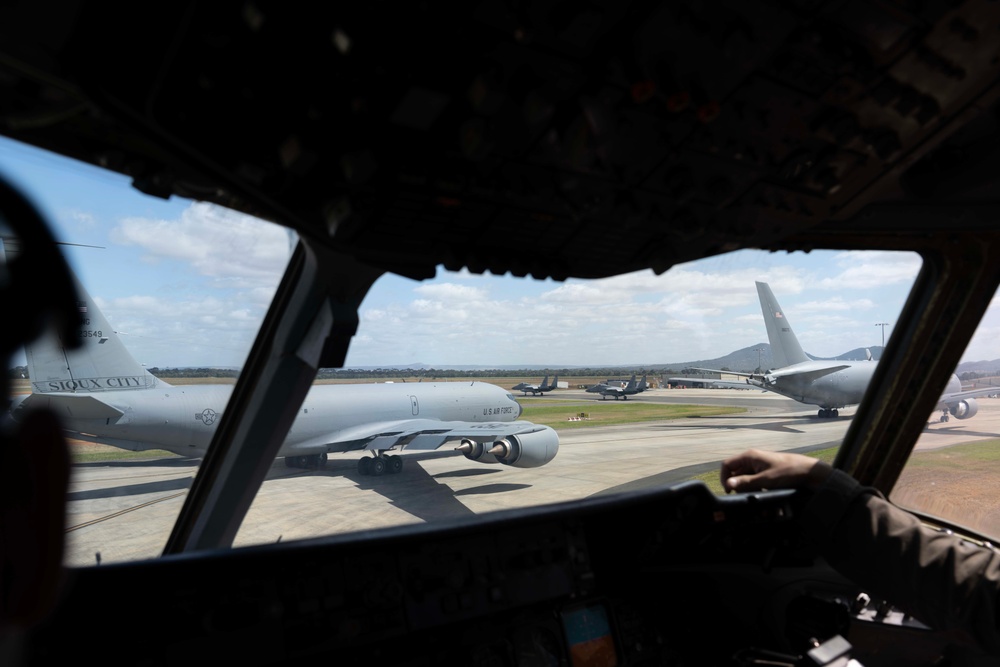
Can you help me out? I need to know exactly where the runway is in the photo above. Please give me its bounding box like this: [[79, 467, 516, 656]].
[[62, 389, 1000, 567]]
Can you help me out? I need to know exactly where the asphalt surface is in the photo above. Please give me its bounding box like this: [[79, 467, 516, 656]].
[[61, 388, 1000, 567]]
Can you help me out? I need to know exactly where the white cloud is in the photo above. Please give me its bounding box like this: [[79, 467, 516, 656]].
[[62, 208, 97, 228], [111, 202, 292, 288], [413, 282, 488, 301], [796, 297, 875, 313], [818, 251, 922, 289]]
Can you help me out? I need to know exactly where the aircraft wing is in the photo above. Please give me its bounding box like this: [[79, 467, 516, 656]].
[[935, 387, 1000, 407], [286, 419, 553, 454], [690, 368, 754, 378]]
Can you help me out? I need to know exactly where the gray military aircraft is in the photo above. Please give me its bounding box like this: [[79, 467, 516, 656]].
[[512, 375, 558, 395], [10, 277, 559, 475], [586, 374, 646, 400], [512, 375, 547, 395], [699, 282, 992, 420]]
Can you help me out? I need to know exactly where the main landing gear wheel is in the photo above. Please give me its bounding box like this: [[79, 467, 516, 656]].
[[817, 408, 840, 418], [285, 454, 327, 469], [357, 454, 404, 476]]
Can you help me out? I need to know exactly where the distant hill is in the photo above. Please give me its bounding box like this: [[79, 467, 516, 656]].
[[956, 359, 1000, 374]]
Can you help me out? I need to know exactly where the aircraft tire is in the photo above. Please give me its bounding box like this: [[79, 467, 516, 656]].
[[388, 455, 403, 474], [832, 409, 839, 418], [315, 452, 328, 469], [370, 456, 387, 476], [358, 457, 372, 475]]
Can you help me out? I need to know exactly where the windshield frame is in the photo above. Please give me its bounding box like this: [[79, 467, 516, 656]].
[[784, 207, 1000, 502], [162, 238, 384, 554], [154, 207, 1000, 555]]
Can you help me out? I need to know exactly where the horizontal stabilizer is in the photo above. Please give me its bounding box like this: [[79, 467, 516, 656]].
[[59, 431, 151, 452], [15, 392, 124, 421], [768, 365, 849, 382]]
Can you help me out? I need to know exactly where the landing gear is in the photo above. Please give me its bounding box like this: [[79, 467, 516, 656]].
[[817, 408, 840, 418], [284, 453, 328, 469], [940, 412, 950, 423], [357, 452, 404, 476]]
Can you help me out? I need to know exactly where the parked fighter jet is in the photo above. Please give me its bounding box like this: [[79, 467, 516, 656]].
[[512, 375, 558, 395], [586, 374, 646, 400], [699, 282, 992, 420], [512, 375, 547, 395], [10, 276, 559, 475]]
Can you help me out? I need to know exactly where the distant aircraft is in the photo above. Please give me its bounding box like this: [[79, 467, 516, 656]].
[[512, 375, 558, 396], [10, 277, 559, 475], [698, 281, 992, 421], [586, 374, 646, 400], [512, 376, 546, 395]]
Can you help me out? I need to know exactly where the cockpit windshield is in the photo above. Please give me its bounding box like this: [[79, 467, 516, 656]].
[[16, 136, 1000, 566]]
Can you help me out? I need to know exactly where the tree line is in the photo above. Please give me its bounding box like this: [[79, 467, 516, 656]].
[[9, 365, 697, 380]]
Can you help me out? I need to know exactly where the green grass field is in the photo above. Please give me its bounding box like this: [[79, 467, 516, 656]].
[[904, 438, 1000, 468], [690, 439, 1000, 495]]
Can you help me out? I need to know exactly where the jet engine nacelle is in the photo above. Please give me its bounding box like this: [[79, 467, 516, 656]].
[[487, 427, 559, 468], [457, 438, 499, 464], [947, 399, 979, 419]]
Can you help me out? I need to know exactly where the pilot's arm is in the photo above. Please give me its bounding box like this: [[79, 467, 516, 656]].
[[722, 449, 1000, 654]]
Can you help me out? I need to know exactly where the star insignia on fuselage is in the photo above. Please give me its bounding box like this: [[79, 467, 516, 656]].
[[196, 408, 218, 425]]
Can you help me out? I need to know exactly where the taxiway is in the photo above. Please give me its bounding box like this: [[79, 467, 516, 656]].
[[61, 389, 1000, 566]]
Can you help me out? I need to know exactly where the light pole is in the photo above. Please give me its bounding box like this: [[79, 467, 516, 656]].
[[753, 347, 765, 373], [875, 322, 889, 349]]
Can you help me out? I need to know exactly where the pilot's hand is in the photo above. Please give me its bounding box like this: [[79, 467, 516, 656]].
[[720, 449, 832, 493]]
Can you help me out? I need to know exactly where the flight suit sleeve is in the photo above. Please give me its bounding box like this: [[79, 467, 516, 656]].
[[799, 469, 1000, 654]]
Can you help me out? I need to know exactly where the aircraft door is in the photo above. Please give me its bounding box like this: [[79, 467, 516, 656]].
[[410, 395, 419, 415]]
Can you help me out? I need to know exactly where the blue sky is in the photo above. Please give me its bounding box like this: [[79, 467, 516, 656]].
[[2, 135, 997, 369]]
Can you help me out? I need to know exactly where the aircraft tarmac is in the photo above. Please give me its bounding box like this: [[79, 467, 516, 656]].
[[61, 388, 1000, 566]]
